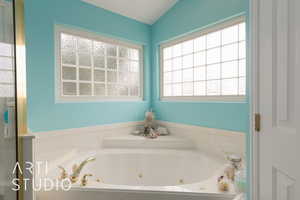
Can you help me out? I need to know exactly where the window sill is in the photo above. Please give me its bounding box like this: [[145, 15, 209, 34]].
[[160, 95, 246, 103]]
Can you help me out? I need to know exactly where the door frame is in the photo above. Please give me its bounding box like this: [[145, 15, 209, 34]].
[[250, 0, 259, 199]]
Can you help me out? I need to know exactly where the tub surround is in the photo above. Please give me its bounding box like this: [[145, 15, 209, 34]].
[[102, 134, 195, 150], [33, 121, 245, 199], [33, 121, 245, 165], [38, 188, 234, 200], [156, 121, 245, 160]]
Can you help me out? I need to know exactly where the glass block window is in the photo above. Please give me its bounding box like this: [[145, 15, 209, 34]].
[[56, 27, 142, 101], [161, 18, 246, 100], [0, 42, 14, 97]]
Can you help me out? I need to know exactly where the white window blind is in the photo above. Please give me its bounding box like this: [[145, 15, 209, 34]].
[[56, 26, 143, 102], [0, 1, 14, 97], [0, 42, 14, 97], [161, 17, 246, 101]]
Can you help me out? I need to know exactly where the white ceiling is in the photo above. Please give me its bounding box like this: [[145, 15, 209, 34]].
[[82, 0, 178, 25]]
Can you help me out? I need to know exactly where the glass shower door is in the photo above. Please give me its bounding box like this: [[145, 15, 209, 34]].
[[0, 0, 18, 200]]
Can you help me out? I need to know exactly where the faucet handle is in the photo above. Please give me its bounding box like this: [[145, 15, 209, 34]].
[[81, 174, 93, 186], [58, 166, 68, 180]]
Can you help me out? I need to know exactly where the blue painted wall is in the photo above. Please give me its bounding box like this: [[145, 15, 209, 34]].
[[151, 0, 249, 133], [24, 0, 152, 132], [25, 0, 249, 133]]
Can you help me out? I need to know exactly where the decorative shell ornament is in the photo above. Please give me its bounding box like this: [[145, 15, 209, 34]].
[[144, 110, 155, 128], [131, 110, 168, 139]]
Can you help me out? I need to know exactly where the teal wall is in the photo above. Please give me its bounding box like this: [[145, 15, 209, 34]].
[[25, 0, 249, 133], [24, 0, 152, 132], [151, 0, 249, 133]]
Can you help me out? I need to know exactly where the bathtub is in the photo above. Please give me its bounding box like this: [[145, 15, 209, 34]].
[[34, 122, 245, 200], [36, 148, 236, 200]]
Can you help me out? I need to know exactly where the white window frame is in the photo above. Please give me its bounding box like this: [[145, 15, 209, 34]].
[[160, 16, 246, 102], [54, 25, 144, 103]]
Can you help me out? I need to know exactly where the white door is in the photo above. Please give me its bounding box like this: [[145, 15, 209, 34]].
[[257, 0, 300, 199]]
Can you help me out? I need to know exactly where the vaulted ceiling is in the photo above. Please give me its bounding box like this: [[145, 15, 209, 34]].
[[82, 0, 178, 24]]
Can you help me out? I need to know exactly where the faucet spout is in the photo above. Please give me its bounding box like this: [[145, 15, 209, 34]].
[[70, 157, 95, 183]]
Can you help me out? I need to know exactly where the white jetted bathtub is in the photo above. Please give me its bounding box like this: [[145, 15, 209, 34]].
[[34, 122, 245, 200], [36, 149, 235, 200]]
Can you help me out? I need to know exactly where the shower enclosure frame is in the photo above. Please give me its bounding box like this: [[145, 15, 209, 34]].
[[12, 0, 28, 200]]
